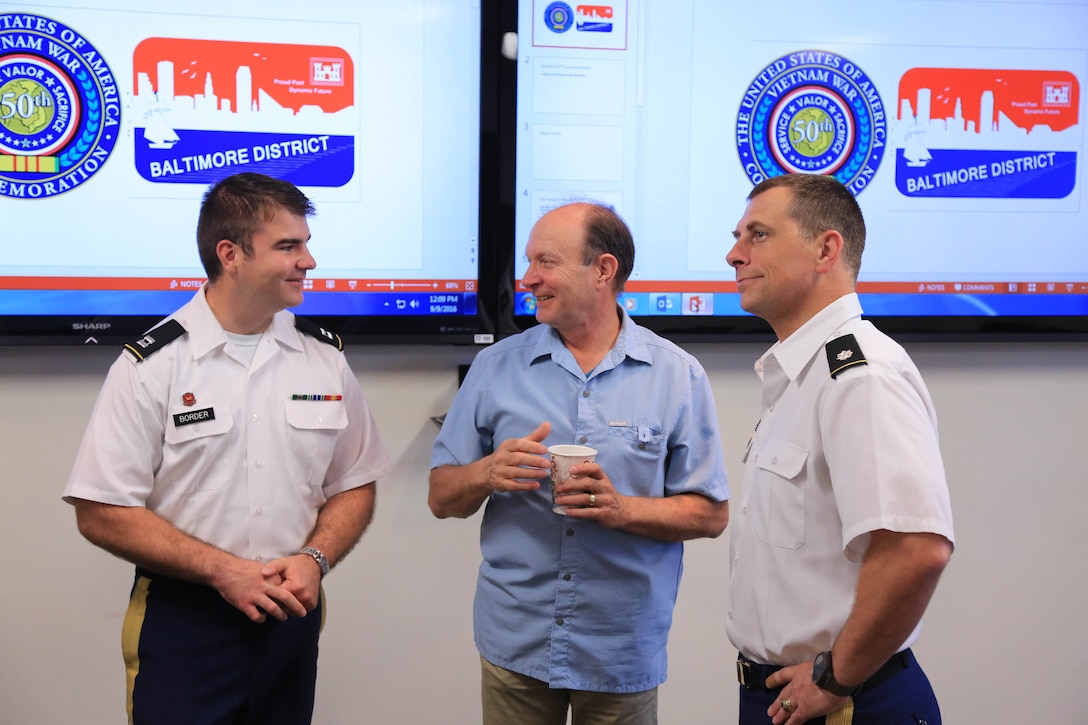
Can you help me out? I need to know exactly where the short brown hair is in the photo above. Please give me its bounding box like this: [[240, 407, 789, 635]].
[[196, 173, 315, 281], [580, 203, 635, 292], [748, 175, 866, 278]]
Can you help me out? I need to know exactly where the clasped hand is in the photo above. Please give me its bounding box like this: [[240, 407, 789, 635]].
[[217, 554, 322, 624]]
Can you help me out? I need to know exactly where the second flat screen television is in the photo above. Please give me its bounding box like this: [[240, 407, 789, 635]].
[[506, 0, 1088, 340]]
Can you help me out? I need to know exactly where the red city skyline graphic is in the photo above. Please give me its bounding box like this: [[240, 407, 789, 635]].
[[133, 38, 354, 115], [577, 5, 613, 18], [899, 68, 1079, 133]]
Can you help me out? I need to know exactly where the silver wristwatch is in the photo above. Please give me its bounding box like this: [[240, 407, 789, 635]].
[[298, 546, 330, 578]]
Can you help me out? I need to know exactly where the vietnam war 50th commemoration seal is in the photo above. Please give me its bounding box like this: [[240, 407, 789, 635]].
[[737, 50, 886, 195], [0, 13, 119, 198]]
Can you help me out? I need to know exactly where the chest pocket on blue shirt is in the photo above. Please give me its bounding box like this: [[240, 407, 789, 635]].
[[606, 423, 666, 493], [284, 400, 348, 488], [752, 437, 808, 550]]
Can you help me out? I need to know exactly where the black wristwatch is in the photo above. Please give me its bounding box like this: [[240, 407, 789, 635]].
[[812, 651, 858, 697]]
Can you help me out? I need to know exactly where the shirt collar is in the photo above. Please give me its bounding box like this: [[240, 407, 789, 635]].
[[614, 307, 653, 365], [529, 306, 653, 370], [178, 286, 303, 359], [758, 293, 864, 381]]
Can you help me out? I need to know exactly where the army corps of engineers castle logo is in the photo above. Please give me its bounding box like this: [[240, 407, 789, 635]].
[[737, 50, 887, 195], [0, 13, 119, 198]]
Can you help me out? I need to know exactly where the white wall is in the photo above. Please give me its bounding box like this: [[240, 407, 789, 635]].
[[1, 340, 1086, 724]]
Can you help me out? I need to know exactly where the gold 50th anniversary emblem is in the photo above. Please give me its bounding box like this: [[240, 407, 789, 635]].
[[0, 13, 119, 198], [736, 50, 887, 196]]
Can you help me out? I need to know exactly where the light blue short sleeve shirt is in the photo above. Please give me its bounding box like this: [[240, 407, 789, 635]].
[[431, 310, 729, 693]]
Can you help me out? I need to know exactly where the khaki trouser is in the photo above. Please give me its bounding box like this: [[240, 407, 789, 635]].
[[480, 655, 658, 725]]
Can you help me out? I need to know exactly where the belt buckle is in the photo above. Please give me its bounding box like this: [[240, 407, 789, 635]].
[[737, 659, 754, 688]]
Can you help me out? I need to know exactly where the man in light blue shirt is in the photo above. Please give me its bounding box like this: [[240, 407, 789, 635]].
[[429, 202, 730, 725]]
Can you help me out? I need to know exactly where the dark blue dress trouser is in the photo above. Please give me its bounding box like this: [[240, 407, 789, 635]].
[[124, 568, 323, 725], [738, 650, 941, 725]]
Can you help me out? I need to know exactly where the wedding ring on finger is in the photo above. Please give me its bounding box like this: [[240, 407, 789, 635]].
[[588, 493, 596, 507]]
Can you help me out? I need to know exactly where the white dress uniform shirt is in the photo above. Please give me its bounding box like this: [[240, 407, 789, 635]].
[[64, 287, 392, 562], [727, 293, 954, 665]]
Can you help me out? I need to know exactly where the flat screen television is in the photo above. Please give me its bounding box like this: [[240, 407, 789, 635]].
[[0, 0, 496, 345], [501, 0, 1088, 341]]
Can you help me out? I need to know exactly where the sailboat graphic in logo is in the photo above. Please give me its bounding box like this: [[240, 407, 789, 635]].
[[143, 104, 180, 149], [903, 128, 932, 168]]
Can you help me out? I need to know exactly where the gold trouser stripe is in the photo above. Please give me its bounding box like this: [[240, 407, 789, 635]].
[[121, 576, 151, 725], [826, 698, 855, 725]]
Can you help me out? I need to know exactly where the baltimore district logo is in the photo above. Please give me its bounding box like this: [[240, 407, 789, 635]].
[[0, 13, 119, 199], [736, 50, 887, 196]]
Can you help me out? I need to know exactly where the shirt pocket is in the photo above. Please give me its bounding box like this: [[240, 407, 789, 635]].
[[605, 422, 667, 495], [284, 400, 348, 487], [163, 406, 235, 491], [752, 437, 808, 550]]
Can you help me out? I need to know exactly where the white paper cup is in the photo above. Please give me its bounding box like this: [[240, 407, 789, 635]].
[[548, 444, 597, 515]]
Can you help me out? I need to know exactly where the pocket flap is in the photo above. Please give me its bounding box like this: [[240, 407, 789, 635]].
[[754, 438, 808, 479], [284, 400, 348, 430]]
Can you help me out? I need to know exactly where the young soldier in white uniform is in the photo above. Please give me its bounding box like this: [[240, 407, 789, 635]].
[[64, 173, 392, 725]]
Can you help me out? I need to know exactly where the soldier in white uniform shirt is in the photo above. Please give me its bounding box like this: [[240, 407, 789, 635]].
[[725, 174, 954, 725], [64, 172, 392, 725]]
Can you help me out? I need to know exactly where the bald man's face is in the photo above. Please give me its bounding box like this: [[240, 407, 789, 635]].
[[522, 207, 602, 333]]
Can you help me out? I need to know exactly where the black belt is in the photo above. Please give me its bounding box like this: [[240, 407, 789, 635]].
[[737, 649, 912, 694]]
